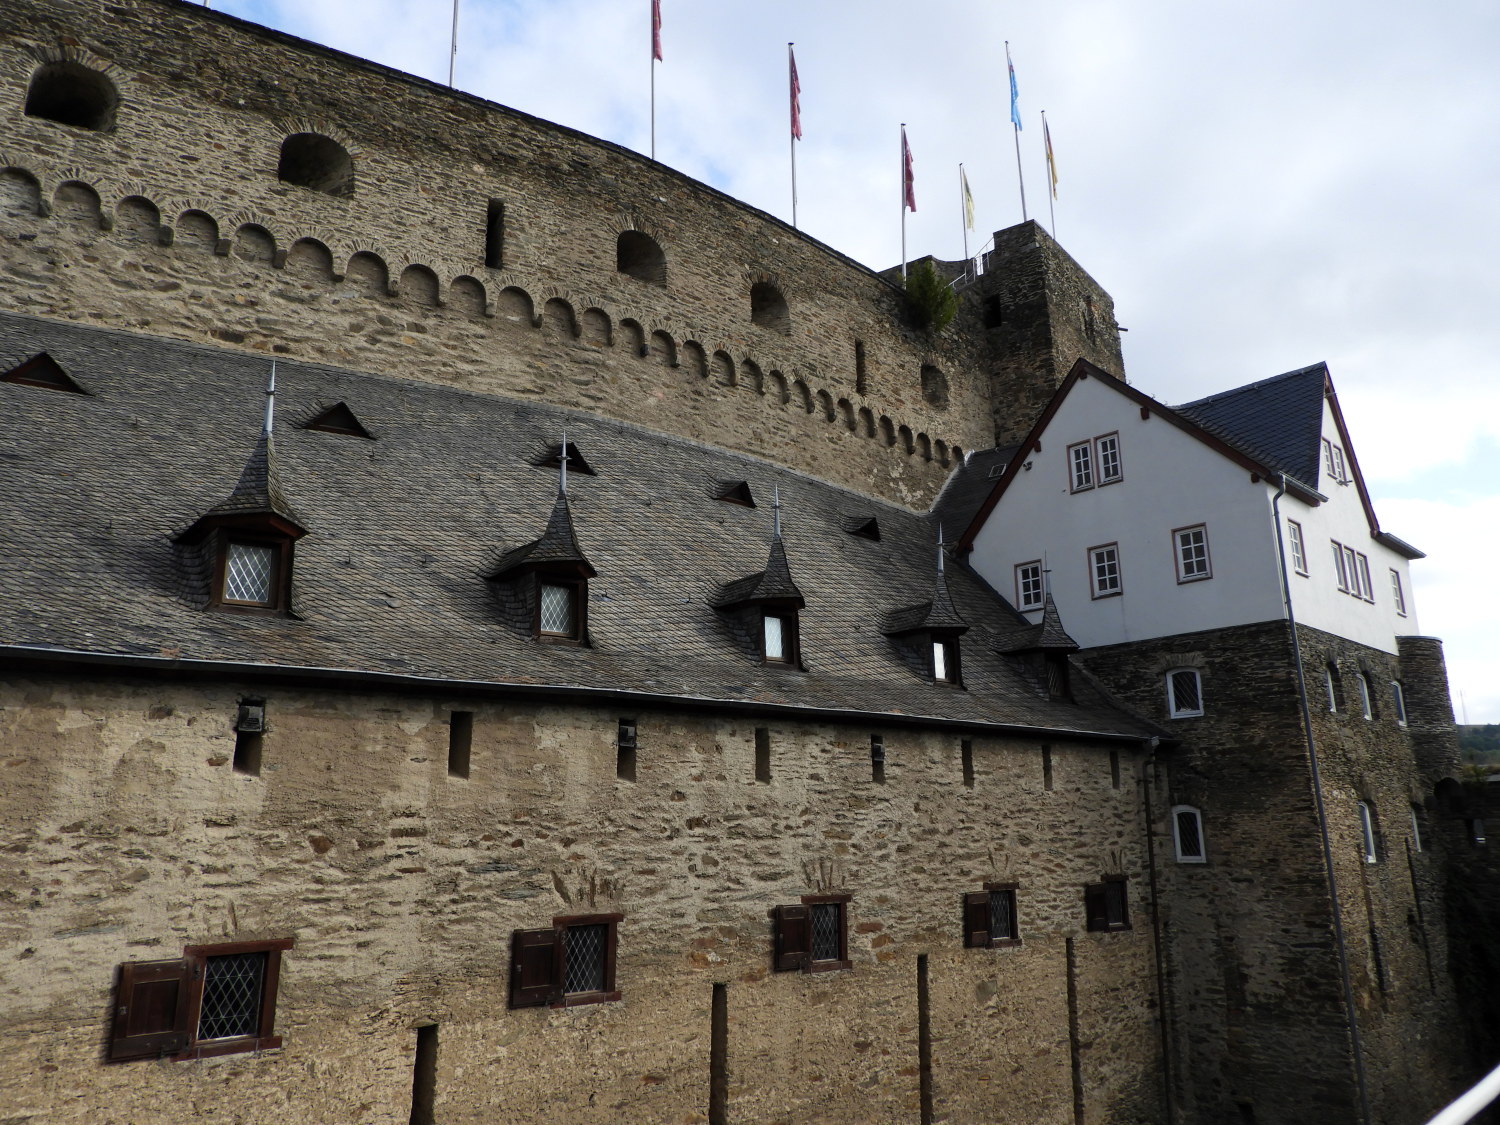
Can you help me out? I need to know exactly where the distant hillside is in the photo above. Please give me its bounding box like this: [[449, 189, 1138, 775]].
[[1458, 724, 1500, 764]]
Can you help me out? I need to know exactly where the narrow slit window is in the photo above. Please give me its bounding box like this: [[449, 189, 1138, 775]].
[[448, 711, 473, 778], [1288, 520, 1308, 575], [1042, 744, 1054, 791], [1392, 681, 1407, 726], [484, 200, 505, 269], [1356, 674, 1373, 720], [754, 727, 771, 783], [961, 739, 975, 789], [870, 734, 886, 784], [617, 718, 637, 781], [1358, 801, 1378, 863], [1109, 749, 1121, 790]]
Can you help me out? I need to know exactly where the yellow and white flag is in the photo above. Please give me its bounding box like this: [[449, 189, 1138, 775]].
[[961, 165, 975, 231]]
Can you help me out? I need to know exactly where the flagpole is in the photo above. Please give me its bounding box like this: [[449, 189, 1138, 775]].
[[447, 0, 460, 87], [900, 124, 908, 280], [1006, 42, 1028, 222], [959, 163, 969, 262], [650, 0, 658, 160], [789, 43, 798, 229], [1042, 110, 1056, 236]]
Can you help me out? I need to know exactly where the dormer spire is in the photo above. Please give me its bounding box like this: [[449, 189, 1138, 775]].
[[264, 360, 276, 436], [560, 429, 568, 495], [773, 485, 782, 538], [937, 526, 946, 576]]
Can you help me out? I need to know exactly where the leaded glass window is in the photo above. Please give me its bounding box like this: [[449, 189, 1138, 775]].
[[764, 613, 785, 660], [540, 582, 576, 636], [988, 889, 1016, 941], [810, 902, 842, 962], [562, 924, 608, 995], [1167, 669, 1203, 718], [1173, 807, 1206, 862], [197, 952, 266, 1040], [224, 541, 276, 604]]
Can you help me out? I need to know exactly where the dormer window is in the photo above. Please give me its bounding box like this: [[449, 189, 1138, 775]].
[[202, 521, 300, 614], [487, 489, 596, 645], [933, 637, 961, 684]]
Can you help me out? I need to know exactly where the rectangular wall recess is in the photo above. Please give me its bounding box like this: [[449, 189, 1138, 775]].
[[410, 1024, 438, 1125], [754, 727, 771, 783], [448, 711, 473, 779], [617, 718, 638, 782]]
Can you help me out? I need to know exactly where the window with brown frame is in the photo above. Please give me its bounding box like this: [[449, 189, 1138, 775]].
[[1173, 524, 1212, 583], [213, 531, 295, 614], [772, 895, 851, 973], [963, 885, 1019, 948], [1084, 876, 1131, 933], [762, 609, 799, 665], [108, 938, 293, 1062], [1014, 559, 1044, 611], [1067, 440, 1095, 492], [508, 914, 622, 1008], [536, 576, 585, 642]]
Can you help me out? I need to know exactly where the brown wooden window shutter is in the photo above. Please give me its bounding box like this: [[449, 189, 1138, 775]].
[[772, 904, 810, 972], [509, 928, 561, 1008], [109, 958, 191, 1061], [962, 892, 991, 948]]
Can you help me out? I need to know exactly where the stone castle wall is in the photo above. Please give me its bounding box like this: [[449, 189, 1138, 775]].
[[0, 0, 1046, 509], [0, 672, 1164, 1124], [1076, 621, 1468, 1125]]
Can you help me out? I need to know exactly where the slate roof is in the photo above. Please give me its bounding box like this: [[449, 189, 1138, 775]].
[[931, 444, 1018, 545], [998, 596, 1079, 654], [490, 491, 596, 578], [713, 535, 805, 609], [0, 311, 1156, 740], [1173, 363, 1328, 487]]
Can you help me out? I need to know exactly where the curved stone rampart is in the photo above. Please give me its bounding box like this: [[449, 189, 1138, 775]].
[[0, 0, 995, 505]]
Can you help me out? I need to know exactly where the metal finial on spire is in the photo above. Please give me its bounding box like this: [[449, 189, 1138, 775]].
[[559, 429, 568, 495], [937, 526, 946, 576], [264, 360, 277, 435], [772, 485, 783, 538]]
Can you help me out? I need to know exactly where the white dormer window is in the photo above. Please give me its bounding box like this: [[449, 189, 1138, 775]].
[[1288, 520, 1308, 575], [1015, 560, 1044, 610], [539, 581, 580, 638], [1068, 441, 1094, 492], [1095, 433, 1122, 484], [764, 613, 786, 660], [224, 541, 278, 605], [1322, 438, 1348, 484]]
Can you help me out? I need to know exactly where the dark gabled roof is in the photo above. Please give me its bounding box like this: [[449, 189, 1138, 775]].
[[0, 310, 1157, 740], [842, 514, 881, 541], [931, 444, 1016, 545], [489, 490, 597, 579], [714, 534, 804, 609], [301, 401, 374, 439], [177, 428, 308, 539], [2, 351, 87, 394], [1174, 363, 1328, 486], [997, 595, 1078, 653], [882, 568, 968, 637]]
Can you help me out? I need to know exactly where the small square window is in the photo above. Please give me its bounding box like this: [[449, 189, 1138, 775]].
[[963, 886, 1020, 948], [1095, 433, 1122, 484], [109, 939, 293, 1063], [1089, 543, 1122, 598], [1167, 669, 1202, 718], [1084, 877, 1131, 933], [1015, 560, 1044, 611], [1173, 525, 1212, 583], [539, 582, 577, 637], [1288, 520, 1308, 576], [1172, 806, 1206, 863], [1068, 441, 1094, 492], [223, 541, 278, 605], [773, 896, 851, 973], [508, 914, 622, 1008]]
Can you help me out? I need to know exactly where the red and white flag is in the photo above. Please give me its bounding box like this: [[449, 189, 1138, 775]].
[[789, 45, 802, 141], [652, 0, 662, 61], [902, 126, 916, 212]]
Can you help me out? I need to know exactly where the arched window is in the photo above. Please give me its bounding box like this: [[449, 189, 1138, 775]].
[[24, 62, 118, 131], [1172, 806, 1206, 863], [1325, 663, 1341, 712], [616, 231, 666, 284], [1355, 673, 1373, 720], [750, 282, 790, 334], [1166, 668, 1203, 718], [277, 133, 354, 198], [1357, 801, 1378, 863]]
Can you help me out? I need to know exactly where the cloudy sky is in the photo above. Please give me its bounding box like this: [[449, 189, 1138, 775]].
[[212, 0, 1500, 723]]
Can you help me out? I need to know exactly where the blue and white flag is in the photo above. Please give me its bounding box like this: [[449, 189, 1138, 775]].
[[1007, 44, 1022, 130]]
